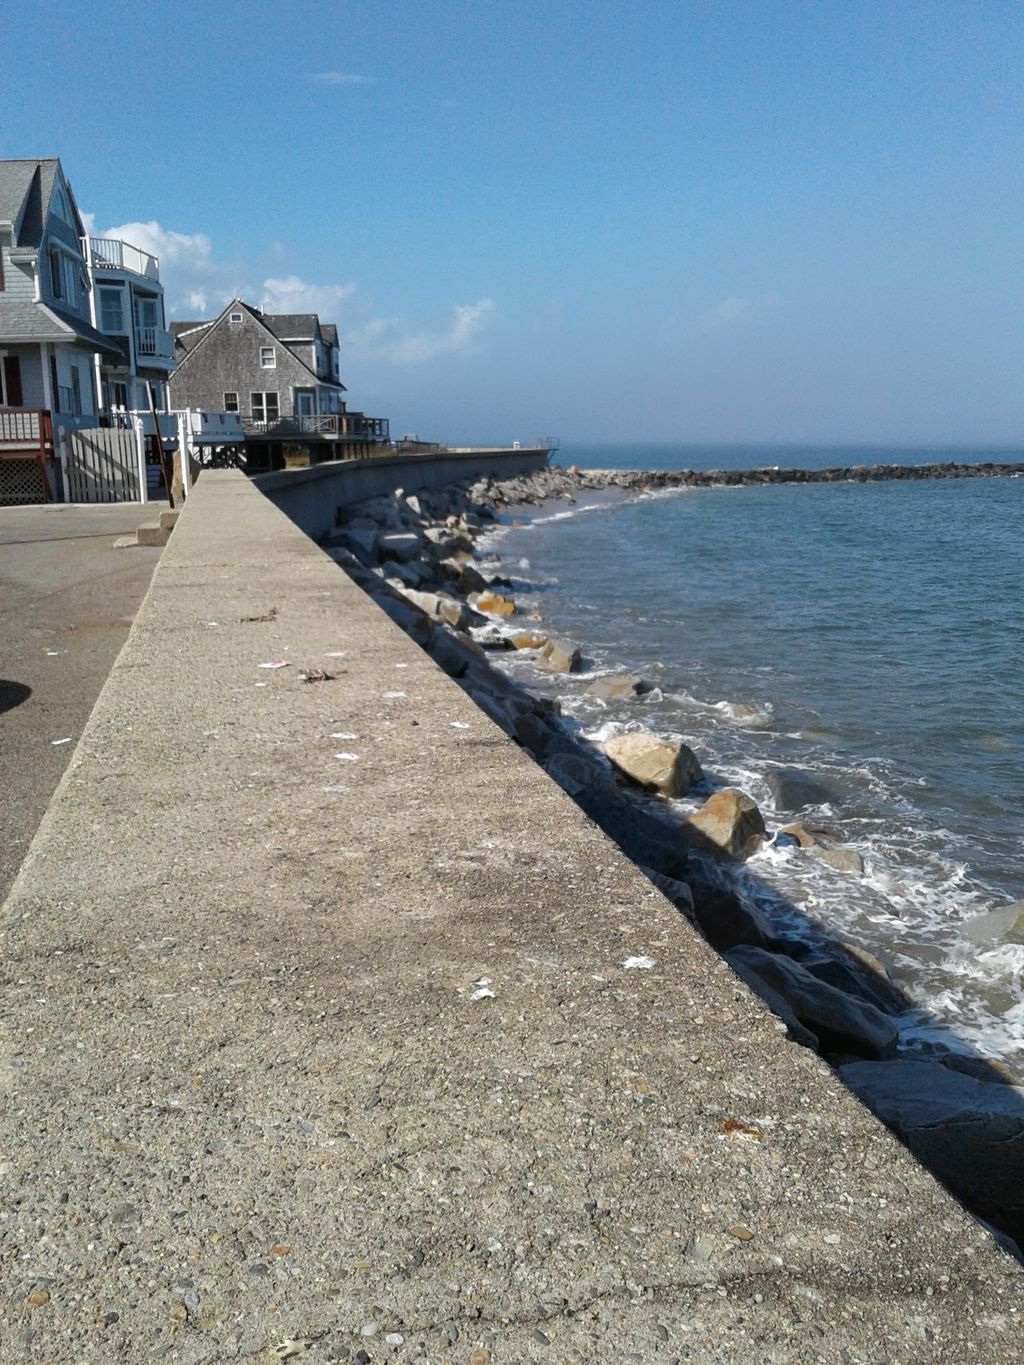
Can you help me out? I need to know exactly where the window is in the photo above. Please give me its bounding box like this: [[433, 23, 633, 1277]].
[[63, 256, 78, 305], [229, 311, 243, 323], [250, 391, 279, 422], [224, 392, 239, 412], [108, 380, 129, 409], [260, 345, 276, 368], [50, 249, 63, 299], [100, 287, 125, 333]]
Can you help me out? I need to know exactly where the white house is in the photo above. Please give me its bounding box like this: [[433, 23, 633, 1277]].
[[82, 232, 175, 415]]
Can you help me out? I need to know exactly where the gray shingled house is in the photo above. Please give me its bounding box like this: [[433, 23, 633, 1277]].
[[168, 299, 388, 468]]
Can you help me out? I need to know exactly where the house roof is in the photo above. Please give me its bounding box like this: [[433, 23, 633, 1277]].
[[321, 323, 339, 346], [47, 304, 125, 354], [0, 158, 60, 247], [0, 294, 122, 354], [259, 313, 321, 342], [170, 320, 215, 354], [171, 299, 346, 390]]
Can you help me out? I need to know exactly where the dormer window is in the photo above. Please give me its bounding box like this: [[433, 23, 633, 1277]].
[[260, 345, 276, 368]]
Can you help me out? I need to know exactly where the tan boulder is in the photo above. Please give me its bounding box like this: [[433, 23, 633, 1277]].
[[471, 591, 516, 617], [585, 674, 652, 701], [684, 789, 765, 860], [537, 638, 581, 673], [604, 731, 703, 797], [509, 631, 548, 650]]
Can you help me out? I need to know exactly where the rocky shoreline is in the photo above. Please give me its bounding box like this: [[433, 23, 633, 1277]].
[[321, 465, 1024, 1258]]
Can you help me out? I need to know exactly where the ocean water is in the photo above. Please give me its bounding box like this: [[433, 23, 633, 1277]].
[[482, 443, 1024, 1070]]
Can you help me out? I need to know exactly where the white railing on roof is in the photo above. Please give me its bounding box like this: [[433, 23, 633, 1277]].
[[85, 236, 160, 281]]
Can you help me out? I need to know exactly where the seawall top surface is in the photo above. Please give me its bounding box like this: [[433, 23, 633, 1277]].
[[0, 470, 1019, 1362]]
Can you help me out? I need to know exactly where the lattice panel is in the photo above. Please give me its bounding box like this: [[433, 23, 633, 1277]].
[[0, 458, 50, 505]]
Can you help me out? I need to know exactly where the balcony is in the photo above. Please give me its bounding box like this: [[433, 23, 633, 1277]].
[[240, 412, 390, 440], [84, 236, 160, 281], [134, 325, 175, 363]]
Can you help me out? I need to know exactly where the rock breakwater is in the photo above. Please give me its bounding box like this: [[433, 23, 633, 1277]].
[[548, 457, 1024, 492], [321, 466, 1024, 1257]]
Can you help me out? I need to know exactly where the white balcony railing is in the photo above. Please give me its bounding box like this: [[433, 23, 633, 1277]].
[[134, 326, 174, 360], [85, 236, 160, 281]]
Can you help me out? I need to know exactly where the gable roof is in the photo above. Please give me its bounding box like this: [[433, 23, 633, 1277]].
[[171, 299, 346, 389], [0, 158, 76, 247]]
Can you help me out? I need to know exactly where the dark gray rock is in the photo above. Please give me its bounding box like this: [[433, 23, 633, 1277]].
[[726, 946, 899, 1059], [766, 768, 839, 811], [840, 1058, 1024, 1247], [690, 884, 772, 953]]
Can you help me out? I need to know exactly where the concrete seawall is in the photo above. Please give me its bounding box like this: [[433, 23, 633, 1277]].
[[1, 467, 1020, 1361], [256, 447, 550, 540]]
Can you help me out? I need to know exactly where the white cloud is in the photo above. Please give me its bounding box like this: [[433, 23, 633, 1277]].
[[257, 274, 357, 317], [695, 291, 784, 333], [84, 214, 245, 316], [349, 298, 495, 364], [83, 214, 494, 369], [311, 71, 373, 85]]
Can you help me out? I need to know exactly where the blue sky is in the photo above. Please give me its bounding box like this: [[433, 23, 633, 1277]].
[[4, 1, 1022, 444]]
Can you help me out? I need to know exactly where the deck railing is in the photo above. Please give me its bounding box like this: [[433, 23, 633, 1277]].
[[240, 413, 390, 439], [0, 408, 53, 454], [85, 236, 160, 280], [134, 325, 174, 360]]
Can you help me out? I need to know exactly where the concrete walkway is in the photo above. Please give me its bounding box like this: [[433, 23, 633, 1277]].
[[0, 473, 1019, 1363], [0, 503, 165, 903]]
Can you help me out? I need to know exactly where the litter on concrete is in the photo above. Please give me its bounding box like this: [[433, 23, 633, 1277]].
[[334, 752, 359, 762], [258, 660, 290, 669], [450, 721, 471, 729], [621, 955, 657, 970], [50, 737, 72, 746]]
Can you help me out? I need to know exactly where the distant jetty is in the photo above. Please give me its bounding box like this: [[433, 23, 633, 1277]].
[[561, 457, 1024, 489]]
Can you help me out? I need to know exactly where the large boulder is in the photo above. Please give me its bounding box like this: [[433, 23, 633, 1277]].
[[470, 590, 517, 617], [960, 902, 1024, 946], [441, 560, 490, 594], [336, 525, 380, 562], [537, 638, 582, 673], [767, 767, 838, 811], [509, 631, 549, 650], [684, 789, 765, 860], [426, 628, 486, 679], [401, 588, 483, 631], [690, 884, 772, 953], [543, 751, 615, 798], [378, 531, 423, 563], [808, 845, 865, 875], [586, 674, 653, 701], [840, 1059, 1024, 1247], [604, 731, 703, 798], [727, 946, 898, 1059]]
